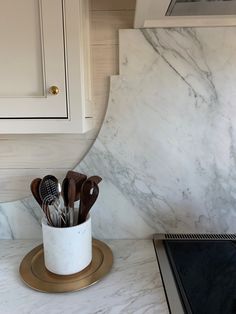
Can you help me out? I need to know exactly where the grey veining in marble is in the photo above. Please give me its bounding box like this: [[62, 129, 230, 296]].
[[0, 240, 168, 314], [1, 27, 236, 238], [77, 28, 236, 238], [0, 198, 42, 239]]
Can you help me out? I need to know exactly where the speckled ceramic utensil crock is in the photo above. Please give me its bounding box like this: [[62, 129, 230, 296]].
[[42, 214, 92, 275]]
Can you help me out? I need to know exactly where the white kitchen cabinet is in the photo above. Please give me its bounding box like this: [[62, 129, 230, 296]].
[[0, 0, 93, 133]]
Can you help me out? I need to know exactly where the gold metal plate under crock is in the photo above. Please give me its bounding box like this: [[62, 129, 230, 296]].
[[19, 239, 113, 293]]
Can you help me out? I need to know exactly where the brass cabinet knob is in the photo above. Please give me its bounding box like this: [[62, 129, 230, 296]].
[[49, 86, 59, 95]]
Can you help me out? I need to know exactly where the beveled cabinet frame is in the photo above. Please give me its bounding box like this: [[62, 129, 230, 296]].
[[0, 0, 93, 134]]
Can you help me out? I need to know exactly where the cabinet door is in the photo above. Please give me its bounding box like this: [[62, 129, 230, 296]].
[[0, 0, 67, 118]]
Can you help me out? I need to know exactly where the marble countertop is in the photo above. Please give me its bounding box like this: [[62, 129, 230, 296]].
[[0, 240, 169, 314]]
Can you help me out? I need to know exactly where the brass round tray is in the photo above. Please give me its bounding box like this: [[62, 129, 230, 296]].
[[19, 239, 113, 293]]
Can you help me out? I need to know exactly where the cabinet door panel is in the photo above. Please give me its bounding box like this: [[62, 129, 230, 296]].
[[0, 0, 67, 118]]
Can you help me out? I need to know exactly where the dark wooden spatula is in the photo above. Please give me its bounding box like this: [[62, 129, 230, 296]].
[[78, 179, 99, 224], [66, 171, 87, 201], [87, 175, 102, 185], [30, 178, 42, 207]]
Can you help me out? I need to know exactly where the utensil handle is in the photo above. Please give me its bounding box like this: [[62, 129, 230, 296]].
[[68, 207, 74, 227]]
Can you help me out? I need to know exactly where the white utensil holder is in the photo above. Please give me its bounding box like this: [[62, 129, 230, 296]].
[[42, 214, 92, 275]]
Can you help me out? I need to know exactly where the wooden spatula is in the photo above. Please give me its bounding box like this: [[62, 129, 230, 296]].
[[66, 171, 87, 201], [87, 175, 102, 185], [78, 179, 99, 224], [30, 178, 42, 207]]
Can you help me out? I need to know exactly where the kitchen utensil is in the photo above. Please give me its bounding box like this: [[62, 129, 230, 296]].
[[68, 178, 76, 226], [75, 177, 87, 202], [61, 177, 70, 226], [87, 175, 102, 185], [73, 175, 101, 203], [66, 170, 87, 182], [29, 179, 54, 227], [61, 177, 69, 208], [49, 192, 67, 227], [39, 175, 60, 204], [66, 171, 87, 202], [42, 201, 55, 227], [30, 178, 42, 207], [78, 179, 99, 224], [41, 194, 66, 228], [39, 175, 61, 227]]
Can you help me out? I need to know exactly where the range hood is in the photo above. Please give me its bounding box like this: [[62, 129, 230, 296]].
[[134, 0, 236, 28]]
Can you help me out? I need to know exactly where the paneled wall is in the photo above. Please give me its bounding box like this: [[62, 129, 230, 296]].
[[91, 0, 135, 126], [0, 0, 135, 202]]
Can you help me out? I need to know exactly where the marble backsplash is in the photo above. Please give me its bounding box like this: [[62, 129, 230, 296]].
[[1, 27, 236, 239]]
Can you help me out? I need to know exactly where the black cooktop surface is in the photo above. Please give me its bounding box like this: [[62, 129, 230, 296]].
[[165, 240, 236, 314]]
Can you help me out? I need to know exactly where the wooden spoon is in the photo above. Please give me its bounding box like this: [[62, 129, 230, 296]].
[[30, 178, 42, 207]]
